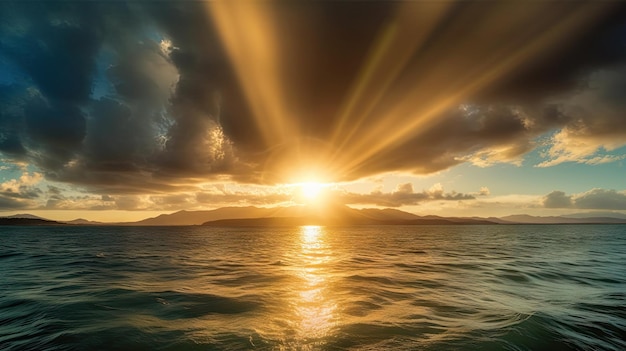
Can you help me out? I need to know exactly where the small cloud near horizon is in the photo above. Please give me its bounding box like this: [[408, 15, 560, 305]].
[[543, 189, 626, 210]]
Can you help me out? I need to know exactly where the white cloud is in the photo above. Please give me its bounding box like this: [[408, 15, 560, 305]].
[[543, 188, 626, 210], [1, 172, 43, 192], [456, 145, 527, 168], [536, 130, 625, 167], [584, 154, 626, 165]]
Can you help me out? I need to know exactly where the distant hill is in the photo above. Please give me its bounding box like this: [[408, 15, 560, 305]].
[[202, 205, 497, 226], [3, 213, 50, 220], [472, 216, 515, 224], [0, 217, 63, 226], [356, 208, 421, 221], [3, 208, 626, 226], [123, 204, 376, 226], [203, 217, 497, 226], [65, 218, 104, 225], [124, 206, 277, 226], [0, 214, 102, 226], [501, 214, 626, 224], [562, 212, 626, 220], [0, 213, 64, 226]]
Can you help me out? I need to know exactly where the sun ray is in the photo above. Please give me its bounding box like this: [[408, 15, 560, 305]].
[[330, 2, 451, 149], [207, 1, 295, 148], [327, 2, 612, 179], [208, 1, 614, 185]]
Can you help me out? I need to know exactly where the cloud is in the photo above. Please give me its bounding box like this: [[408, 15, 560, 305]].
[[195, 185, 293, 207], [543, 188, 626, 210], [0, 172, 43, 198], [537, 66, 626, 167], [573, 189, 626, 210], [43, 192, 148, 211], [543, 191, 573, 208], [39, 183, 294, 211], [0, 196, 30, 210], [1, 6, 102, 103], [336, 183, 475, 207], [477, 187, 491, 196], [0, 171, 43, 208], [45, 196, 113, 211], [1, 1, 626, 201], [113, 196, 153, 211]]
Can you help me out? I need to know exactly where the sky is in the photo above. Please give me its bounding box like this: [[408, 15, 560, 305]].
[[1, 1, 626, 222]]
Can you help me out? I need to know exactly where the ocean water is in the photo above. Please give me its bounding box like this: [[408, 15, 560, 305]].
[[1, 225, 625, 351]]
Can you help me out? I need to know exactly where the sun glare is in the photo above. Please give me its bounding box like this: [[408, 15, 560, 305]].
[[286, 179, 332, 204], [301, 182, 324, 200]]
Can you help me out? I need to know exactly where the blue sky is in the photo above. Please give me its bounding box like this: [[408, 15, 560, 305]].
[[1, 1, 626, 221]]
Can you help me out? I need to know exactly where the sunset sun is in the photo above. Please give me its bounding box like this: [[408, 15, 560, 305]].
[[289, 180, 332, 204], [301, 182, 324, 200]]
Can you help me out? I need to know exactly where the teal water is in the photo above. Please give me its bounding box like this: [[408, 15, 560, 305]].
[[0, 225, 625, 350]]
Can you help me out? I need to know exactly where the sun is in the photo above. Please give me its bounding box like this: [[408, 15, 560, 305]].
[[285, 169, 333, 204], [300, 182, 324, 200], [288, 180, 331, 204]]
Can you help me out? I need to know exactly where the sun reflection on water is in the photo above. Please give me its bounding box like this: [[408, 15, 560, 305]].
[[302, 225, 322, 246], [293, 225, 337, 348]]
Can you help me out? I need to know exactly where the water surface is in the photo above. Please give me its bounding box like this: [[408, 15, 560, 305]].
[[1, 225, 625, 350]]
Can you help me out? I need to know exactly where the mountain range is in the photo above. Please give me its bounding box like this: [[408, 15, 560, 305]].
[[2, 206, 626, 226]]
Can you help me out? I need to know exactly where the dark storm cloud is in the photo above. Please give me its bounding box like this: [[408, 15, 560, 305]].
[[544, 189, 626, 210], [0, 3, 102, 103], [25, 98, 86, 167], [472, 6, 626, 104], [0, 84, 28, 156], [1, 1, 626, 196], [0, 2, 104, 172], [0, 2, 239, 188]]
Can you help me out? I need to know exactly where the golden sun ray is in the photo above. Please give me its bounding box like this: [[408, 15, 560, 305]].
[[208, 1, 614, 185], [329, 2, 613, 179], [207, 1, 295, 149]]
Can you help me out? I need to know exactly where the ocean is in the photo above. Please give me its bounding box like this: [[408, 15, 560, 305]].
[[1, 225, 624, 350]]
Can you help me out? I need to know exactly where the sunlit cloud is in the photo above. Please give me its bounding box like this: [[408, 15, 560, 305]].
[[1, 172, 42, 190], [535, 65, 626, 167], [334, 182, 476, 208], [0, 172, 43, 208], [537, 130, 626, 168]]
